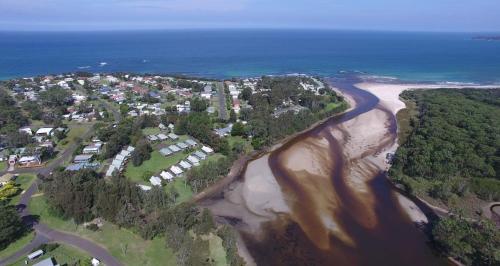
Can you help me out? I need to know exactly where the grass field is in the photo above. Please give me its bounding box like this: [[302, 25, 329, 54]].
[[142, 127, 161, 136], [11, 243, 90, 266], [0, 232, 35, 260], [164, 177, 193, 203], [57, 125, 88, 149], [10, 174, 36, 205], [205, 233, 228, 266], [0, 161, 6, 172], [29, 195, 177, 266], [125, 151, 188, 184]]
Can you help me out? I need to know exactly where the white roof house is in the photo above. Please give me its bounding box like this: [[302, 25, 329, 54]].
[[157, 133, 168, 141], [168, 133, 179, 140], [27, 250, 44, 260], [176, 142, 188, 150], [106, 165, 116, 177], [137, 184, 152, 191], [159, 148, 173, 156], [179, 160, 192, 170], [168, 145, 181, 153], [126, 146, 135, 153], [33, 258, 55, 266], [160, 171, 174, 181], [36, 127, 54, 136], [194, 151, 207, 160], [119, 149, 131, 158], [149, 176, 162, 186], [201, 146, 214, 154], [148, 135, 159, 141], [185, 139, 197, 147], [19, 127, 33, 135], [170, 165, 183, 176], [115, 154, 126, 162], [111, 159, 123, 169], [187, 155, 200, 165]]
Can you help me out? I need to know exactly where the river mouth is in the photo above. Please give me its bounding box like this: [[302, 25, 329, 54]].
[[202, 75, 446, 266]]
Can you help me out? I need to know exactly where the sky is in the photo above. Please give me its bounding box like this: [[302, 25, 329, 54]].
[[0, 0, 499, 32]]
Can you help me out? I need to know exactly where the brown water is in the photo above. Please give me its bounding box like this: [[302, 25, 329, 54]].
[[204, 76, 446, 266]]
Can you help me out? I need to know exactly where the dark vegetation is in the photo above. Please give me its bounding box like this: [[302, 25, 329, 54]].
[[0, 89, 29, 134], [41, 169, 245, 265], [389, 89, 500, 266]]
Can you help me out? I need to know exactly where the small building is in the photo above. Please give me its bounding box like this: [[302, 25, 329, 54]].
[[157, 133, 168, 141], [159, 148, 173, 156], [168, 145, 181, 153], [170, 165, 183, 176], [168, 133, 179, 140], [27, 249, 44, 260], [126, 146, 135, 153], [19, 127, 33, 135], [8, 155, 18, 165], [185, 139, 197, 147], [176, 142, 188, 150], [18, 155, 42, 167], [106, 165, 117, 177], [91, 258, 101, 266], [83, 142, 103, 154], [74, 154, 93, 164], [33, 257, 55, 266], [148, 135, 159, 142], [201, 146, 214, 154], [179, 160, 192, 170], [119, 149, 131, 158], [187, 155, 200, 165], [149, 176, 162, 186], [160, 171, 174, 181], [115, 154, 126, 163], [35, 127, 54, 137], [194, 151, 207, 160]]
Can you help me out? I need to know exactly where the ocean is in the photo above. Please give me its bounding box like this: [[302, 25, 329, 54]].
[[1, 29, 500, 83]]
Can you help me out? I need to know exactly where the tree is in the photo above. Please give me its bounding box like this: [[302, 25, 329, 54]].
[[131, 139, 152, 166], [231, 122, 245, 136], [229, 109, 237, 123], [39, 87, 72, 108], [0, 204, 27, 250], [240, 87, 252, 101], [190, 97, 208, 112]]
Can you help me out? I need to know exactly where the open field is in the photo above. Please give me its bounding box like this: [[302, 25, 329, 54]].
[[10, 174, 36, 205], [125, 151, 188, 184], [29, 195, 177, 266], [164, 177, 193, 203], [11, 243, 90, 266]]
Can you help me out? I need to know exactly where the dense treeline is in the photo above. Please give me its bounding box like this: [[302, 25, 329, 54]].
[[247, 77, 347, 149], [41, 169, 244, 265], [0, 203, 28, 251], [390, 89, 500, 202], [0, 89, 29, 134], [389, 89, 500, 266], [186, 154, 236, 193]]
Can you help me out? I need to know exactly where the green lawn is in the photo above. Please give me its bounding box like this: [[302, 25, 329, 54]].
[[29, 196, 177, 266], [10, 174, 36, 205], [226, 136, 253, 153], [11, 243, 90, 266], [0, 232, 35, 260], [322, 101, 344, 113], [125, 151, 188, 184], [206, 233, 228, 266], [142, 127, 161, 136], [164, 177, 193, 203], [58, 125, 88, 149], [0, 161, 6, 172]]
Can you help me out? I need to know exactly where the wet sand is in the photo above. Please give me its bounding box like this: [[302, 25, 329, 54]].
[[201, 76, 446, 265]]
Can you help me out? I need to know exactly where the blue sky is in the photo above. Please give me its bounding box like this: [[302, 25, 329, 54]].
[[0, 0, 499, 32]]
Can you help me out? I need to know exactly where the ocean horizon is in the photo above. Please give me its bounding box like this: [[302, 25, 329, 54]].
[[1, 29, 500, 83]]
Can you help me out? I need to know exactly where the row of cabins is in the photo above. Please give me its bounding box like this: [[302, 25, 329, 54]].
[[147, 133, 179, 142], [159, 139, 197, 156], [106, 146, 135, 177], [146, 146, 214, 188]]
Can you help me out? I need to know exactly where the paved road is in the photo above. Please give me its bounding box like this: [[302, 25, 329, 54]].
[[216, 82, 228, 120], [0, 125, 122, 266]]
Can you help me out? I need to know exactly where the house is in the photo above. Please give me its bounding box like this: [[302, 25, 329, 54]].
[[119, 149, 131, 158], [126, 146, 135, 153], [201, 146, 214, 154], [214, 124, 233, 137], [8, 155, 18, 165], [157, 134, 168, 141], [185, 139, 197, 147], [74, 154, 93, 164], [194, 151, 207, 160], [187, 155, 200, 165], [176, 142, 188, 150], [106, 165, 117, 177], [148, 135, 159, 142], [159, 148, 173, 156], [149, 176, 162, 186], [168, 145, 181, 153], [179, 160, 192, 170], [36, 127, 54, 137], [232, 99, 241, 113], [66, 162, 99, 171], [159, 123, 167, 130], [19, 127, 33, 135], [170, 165, 183, 176], [18, 155, 42, 167], [168, 133, 179, 140], [83, 142, 103, 154], [91, 258, 101, 266], [33, 257, 55, 266], [160, 171, 174, 181], [115, 154, 126, 163]]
